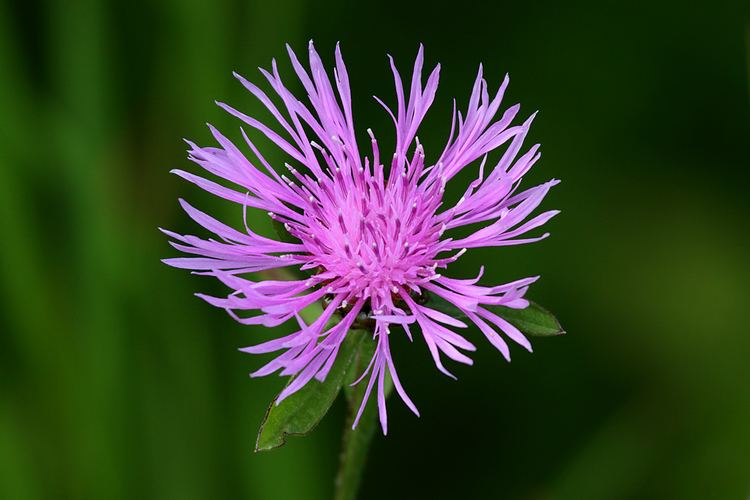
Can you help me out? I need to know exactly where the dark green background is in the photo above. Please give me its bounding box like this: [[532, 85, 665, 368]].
[[1, 0, 749, 498]]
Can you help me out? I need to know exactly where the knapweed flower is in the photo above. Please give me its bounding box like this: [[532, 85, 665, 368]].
[[163, 42, 558, 434]]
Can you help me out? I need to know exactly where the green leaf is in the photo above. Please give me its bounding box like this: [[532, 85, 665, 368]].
[[489, 301, 566, 337], [255, 331, 366, 452], [425, 293, 565, 337], [424, 292, 466, 319]]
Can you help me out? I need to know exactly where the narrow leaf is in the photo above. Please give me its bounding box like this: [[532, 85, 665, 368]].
[[255, 331, 366, 452], [488, 301, 565, 337], [426, 293, 564, 337], [424, 292, 466, 319]]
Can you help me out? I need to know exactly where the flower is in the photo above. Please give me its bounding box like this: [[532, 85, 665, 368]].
[[163, 42, 559, 434]]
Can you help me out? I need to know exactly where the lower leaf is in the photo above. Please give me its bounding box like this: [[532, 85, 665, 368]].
[[255, 330, 366, 452]]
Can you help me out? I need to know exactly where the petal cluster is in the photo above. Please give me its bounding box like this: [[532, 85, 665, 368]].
[[163, 42, 559, 433]]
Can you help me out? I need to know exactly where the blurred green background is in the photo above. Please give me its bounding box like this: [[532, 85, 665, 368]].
[[1, 0, 749, 498]]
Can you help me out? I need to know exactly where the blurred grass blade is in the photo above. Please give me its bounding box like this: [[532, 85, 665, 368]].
[[427, 293, 565, 337], [272, 219, 300, 244], [255, 330, 366, 452]]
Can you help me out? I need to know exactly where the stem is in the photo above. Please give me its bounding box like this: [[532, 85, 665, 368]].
[[333, 396, 379, 500], [333, 333, 392, 500]]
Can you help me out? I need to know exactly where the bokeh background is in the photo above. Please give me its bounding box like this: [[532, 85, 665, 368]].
[[1, 0, 749, 498]]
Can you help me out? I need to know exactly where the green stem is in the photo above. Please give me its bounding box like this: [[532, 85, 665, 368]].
[[333, 396, 380, 500], [333, 332, 394, 500]]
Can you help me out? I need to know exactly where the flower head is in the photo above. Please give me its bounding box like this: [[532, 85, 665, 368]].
[[163, 42, 559, 434]]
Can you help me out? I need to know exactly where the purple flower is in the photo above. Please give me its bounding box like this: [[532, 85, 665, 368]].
[[163, 42, 559, 434]]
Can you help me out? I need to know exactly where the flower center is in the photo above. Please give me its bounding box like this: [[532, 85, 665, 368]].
[[293, 160, 447, 309]]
